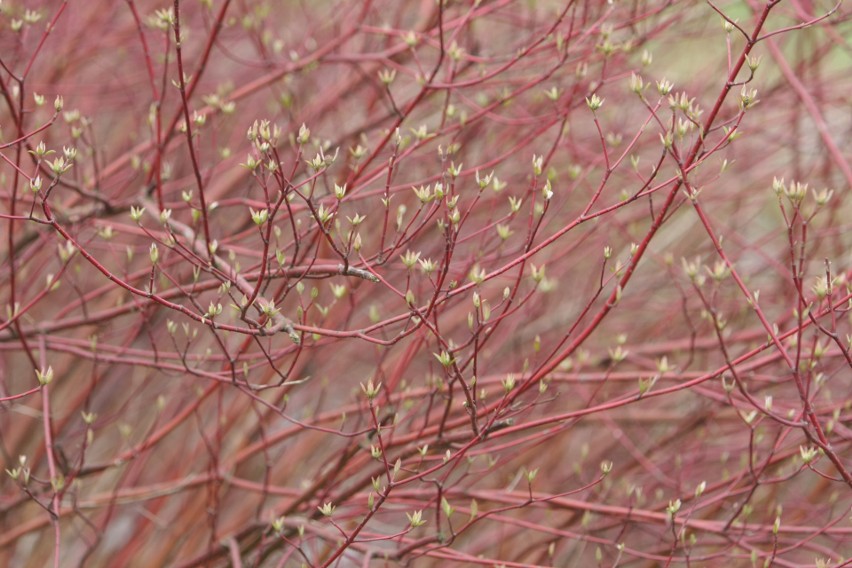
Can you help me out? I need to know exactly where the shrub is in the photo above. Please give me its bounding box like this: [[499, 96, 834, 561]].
[[1, 1, 850, 566]]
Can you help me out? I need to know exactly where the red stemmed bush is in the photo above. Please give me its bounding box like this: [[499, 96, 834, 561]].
[[1, 1, 850, 566]]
